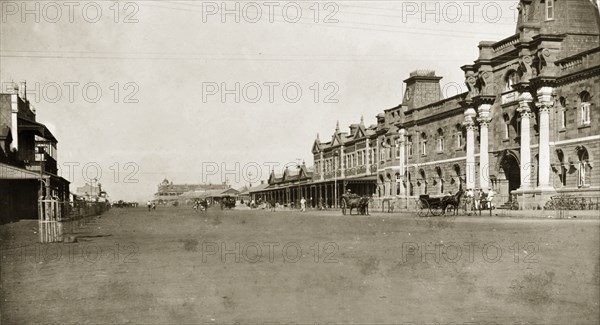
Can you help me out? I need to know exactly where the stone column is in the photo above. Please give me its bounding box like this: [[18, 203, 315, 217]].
[[464, 108, 477, 190], [398, 129, 406, 195], [517, 92, 533, 190], [536, 87, 553, 190], [365, 140, 370, 175], [477, 104, 492, 192]]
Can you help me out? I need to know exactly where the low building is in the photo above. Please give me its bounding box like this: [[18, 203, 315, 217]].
[[154, 178, 229, 204]]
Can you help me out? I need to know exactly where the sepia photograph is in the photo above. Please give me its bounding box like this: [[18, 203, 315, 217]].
[[1, 0, 599, 324]]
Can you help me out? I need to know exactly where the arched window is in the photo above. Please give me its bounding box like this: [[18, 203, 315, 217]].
[[580, 91, 591, 125], [419, 169, 428, 194], [559, 97, 567, 129], [436, 128, 444, 152], [556, 149, 567, 187], [503, 114, 511, 139], [407, 135, 413, 156], [455, 124, 463, 149], [421, 132, 428, 156], [505, 70, 519, 92], [577, 146, 591, 187], [436, 166, 444, 193]]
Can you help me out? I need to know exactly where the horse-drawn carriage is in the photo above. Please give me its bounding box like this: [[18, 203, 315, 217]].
[[340, 193, 371, 215], [220, 196, 236, 209], [415, 190, 463, 217]]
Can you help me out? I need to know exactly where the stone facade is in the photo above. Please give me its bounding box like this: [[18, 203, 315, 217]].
[[253, 0, 600, 210], [311, 0, 600, 210]]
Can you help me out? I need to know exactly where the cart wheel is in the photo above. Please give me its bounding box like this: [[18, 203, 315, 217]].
[[417, 200, 429, 217], [341, 200, 347, 215], [431, 204, 444, 216]]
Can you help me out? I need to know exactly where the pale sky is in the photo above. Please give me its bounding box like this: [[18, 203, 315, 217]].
[[1, 0, 517, 201]]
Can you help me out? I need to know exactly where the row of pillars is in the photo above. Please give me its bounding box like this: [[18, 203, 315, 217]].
[[256, 182, 345, 208], [462, 87, 554, 192]]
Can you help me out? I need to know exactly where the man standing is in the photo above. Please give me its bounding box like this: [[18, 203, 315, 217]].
[[300, 197, 306, 212], [474, 189, 481, 212]]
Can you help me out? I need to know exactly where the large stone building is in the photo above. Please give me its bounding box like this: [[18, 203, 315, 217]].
[[253, 0, 600, 210], [0, 82, 70, 223], [153, 178, 229, 204]]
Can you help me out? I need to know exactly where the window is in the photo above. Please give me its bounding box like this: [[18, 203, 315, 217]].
[[387, 139, 392, 160], [455, 124, 463, 149], [421, 133, 428, 156], [407, 136, 413, 156], [580, 91, 591, 125], [505, 70, 519, 91], [546, 0, 554, 20], [578, 147, 590, 187], [503, 114, 510, 139], [436, 129, 444, 152], [559, 97, 567, 129], [395, 139, 401, 158], [557, 150, 567, 187]]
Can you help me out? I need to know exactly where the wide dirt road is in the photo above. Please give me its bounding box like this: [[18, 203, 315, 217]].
[[1, 207, 599, 324]]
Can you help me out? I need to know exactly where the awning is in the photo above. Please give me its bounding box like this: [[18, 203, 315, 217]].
[[18, 118, 57, 143], [0, 163, 45, 179]]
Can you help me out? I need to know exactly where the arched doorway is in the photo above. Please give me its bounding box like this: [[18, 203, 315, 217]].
[[498, 151, 520, 202]]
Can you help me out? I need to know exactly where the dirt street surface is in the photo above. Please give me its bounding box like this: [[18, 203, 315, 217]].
[[1, 207, 599, 324]]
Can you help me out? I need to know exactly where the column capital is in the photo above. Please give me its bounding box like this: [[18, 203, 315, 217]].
[[519, 111, 532, 119], [535, 102, 552, 113], [463, 122, 476, 131], [477, 118, 491, 127]]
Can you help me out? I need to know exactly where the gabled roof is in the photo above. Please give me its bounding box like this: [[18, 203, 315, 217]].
[[248, 183, 269, 193]]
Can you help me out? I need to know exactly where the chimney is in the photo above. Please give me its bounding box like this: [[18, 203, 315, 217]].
[[19, 81, 27, 100]]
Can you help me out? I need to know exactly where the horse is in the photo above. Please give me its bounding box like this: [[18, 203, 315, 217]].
[[358, 196, 373, 215], [341, 194, 371, 215], [442, 189, 464, 216]]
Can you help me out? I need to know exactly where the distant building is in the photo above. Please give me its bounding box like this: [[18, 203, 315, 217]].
[[76, 183, 108, 202], [154, 178, 229, 204], [0, 82, 70, 223]]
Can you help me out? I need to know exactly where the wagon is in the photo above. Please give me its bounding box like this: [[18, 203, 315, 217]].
[[415, 194, 451, 217]]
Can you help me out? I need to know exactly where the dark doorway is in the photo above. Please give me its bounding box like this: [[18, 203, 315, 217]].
[[500, 153, 520, 196]]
